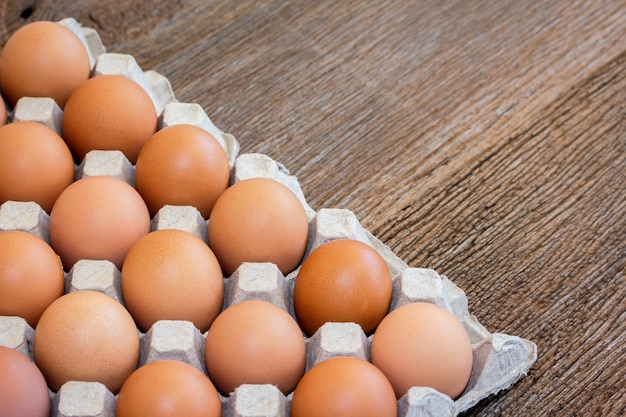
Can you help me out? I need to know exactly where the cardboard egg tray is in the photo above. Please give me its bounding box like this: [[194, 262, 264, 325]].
[[0, 18, 537, 417]]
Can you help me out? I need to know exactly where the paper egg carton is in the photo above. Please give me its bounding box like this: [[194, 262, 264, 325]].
[[0, 18, 537, 417]]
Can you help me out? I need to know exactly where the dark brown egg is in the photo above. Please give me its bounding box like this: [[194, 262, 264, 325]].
[[293, 238, 392, 336]]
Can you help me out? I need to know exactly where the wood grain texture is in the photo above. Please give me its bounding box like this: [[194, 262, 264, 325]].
[[1, 0, 624, 415]]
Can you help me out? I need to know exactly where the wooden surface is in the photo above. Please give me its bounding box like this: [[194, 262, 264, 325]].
[[2, 0, 625, 415]]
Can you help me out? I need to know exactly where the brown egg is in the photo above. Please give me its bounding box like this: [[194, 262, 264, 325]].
[[204, 300, 306, 395], [62, 75, 158, 164], [0, 98, 7, 126], [135, 124, 231, 218], [370, 301, 474, 400], [116, 360, 222, 417], [207, 178, 309, 276], [0, 230, 64, 328], [0, 121, 75, 213], [0, 346, 50, 417], [290, 356, 398, 417], [0, 21, 91, 108], [121, 229, 224, 333], [49, 175, 151, 271], [33, 290, 140, 393], [293, 238, 392, 336]]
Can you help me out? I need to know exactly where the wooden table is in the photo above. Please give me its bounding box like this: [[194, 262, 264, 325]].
[[2, 1, 624, 415]]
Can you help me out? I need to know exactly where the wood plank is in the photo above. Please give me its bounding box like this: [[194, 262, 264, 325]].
[[451, 50, 626, 416]]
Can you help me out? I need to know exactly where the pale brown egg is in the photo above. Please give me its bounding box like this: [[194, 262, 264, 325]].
[[0, 121, 75, 213], [0, 230, 64, 328], [134, 124, 231, 218], [116, 360, 222, 417], [207, 177, 309, 276], [370, 301, 474, 400], [0, 346, 50, 417], [62, 75, 158, 164], [121, 229, 224, 333], [33, 290, 140, 393], [290, 356, 398, 417], [293, 238, 392, 336], [49, 175, 151, 271], [0, 21, 91, 108], [204, 300, 306, 395]]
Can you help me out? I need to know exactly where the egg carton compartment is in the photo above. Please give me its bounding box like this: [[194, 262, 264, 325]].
[[0, 17, 537, 417]]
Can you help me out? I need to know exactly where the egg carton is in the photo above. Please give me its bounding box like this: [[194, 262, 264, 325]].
[[0, 17, 537, 417]]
